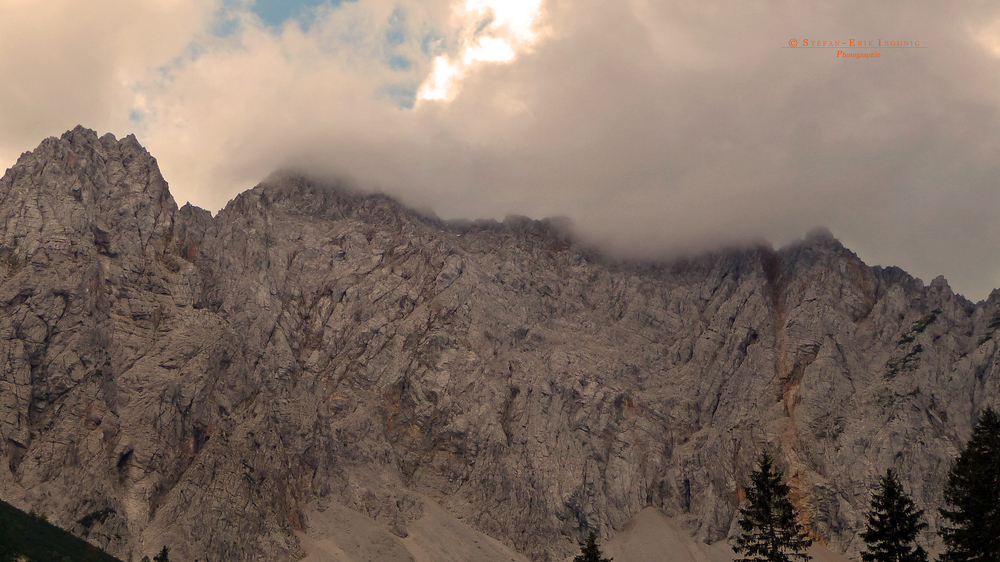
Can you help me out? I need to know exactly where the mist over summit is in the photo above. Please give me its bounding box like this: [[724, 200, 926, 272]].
[[0, 127, 997, 561], [7, 1, 1000, 303]]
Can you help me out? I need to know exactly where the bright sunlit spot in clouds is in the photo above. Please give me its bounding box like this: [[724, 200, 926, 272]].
[[975, 17, 1000, 58], [417, 0, 545, 102]]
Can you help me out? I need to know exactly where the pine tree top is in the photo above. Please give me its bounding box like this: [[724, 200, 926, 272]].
[[939, 406, 1000, 562], [733, 453, 812, 562], [573, 532, 612, 562], [860, 469, 927, 562]]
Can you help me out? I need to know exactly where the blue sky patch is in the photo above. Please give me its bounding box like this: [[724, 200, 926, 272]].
[[380, 84, 418, 109], [474, 14, 494, 35], [421, 31, 446, 56], [210, 16, 240, 37], [383, 7, 416, 72], [385, 7, 408, 45], [388, 55, 413, 71], [251, 0, 351, 28]]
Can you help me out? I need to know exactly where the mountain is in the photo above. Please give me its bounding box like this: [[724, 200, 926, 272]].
[[0, 127, 997, 561]]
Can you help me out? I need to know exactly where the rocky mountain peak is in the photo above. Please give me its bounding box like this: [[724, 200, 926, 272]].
[[1, 126, 177, 266]]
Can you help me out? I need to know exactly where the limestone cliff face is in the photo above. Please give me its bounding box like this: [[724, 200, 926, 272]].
[[0, 127, 997, 561]]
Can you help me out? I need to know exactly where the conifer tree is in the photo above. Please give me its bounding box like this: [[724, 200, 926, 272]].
[[153, 545, 170, 562], [574, 532, 612, 562], [860, 469, 927, 562], [939, 407, 1000, 562], [733, 453, 812, 562]]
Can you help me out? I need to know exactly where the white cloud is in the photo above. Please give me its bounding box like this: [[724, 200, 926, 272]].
[[416, 0, 546, 101], [0, 0, 220, 164], [3, 0, 1000, 300]]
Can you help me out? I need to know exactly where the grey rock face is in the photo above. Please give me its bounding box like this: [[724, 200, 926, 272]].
[[0, 127, 997, 561]]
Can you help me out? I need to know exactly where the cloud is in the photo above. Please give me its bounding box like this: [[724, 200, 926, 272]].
[[2, 0, 1000, 300], [0, 0, 220, 161], [416, 0, 547, 101]]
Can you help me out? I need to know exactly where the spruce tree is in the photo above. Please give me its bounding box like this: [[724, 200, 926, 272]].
[[939, 407, 1000, 562], [860, 469, 927, 562], [574, 532, 612, 562], [153, 545, 171, 562], [733, 453, 812, 562]]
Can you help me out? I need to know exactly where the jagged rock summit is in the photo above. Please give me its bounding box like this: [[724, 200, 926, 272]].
[[1, 127, 998, 561]]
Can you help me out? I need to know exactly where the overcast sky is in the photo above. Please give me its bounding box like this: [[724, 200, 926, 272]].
[[2, 0, 1000, 300]]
